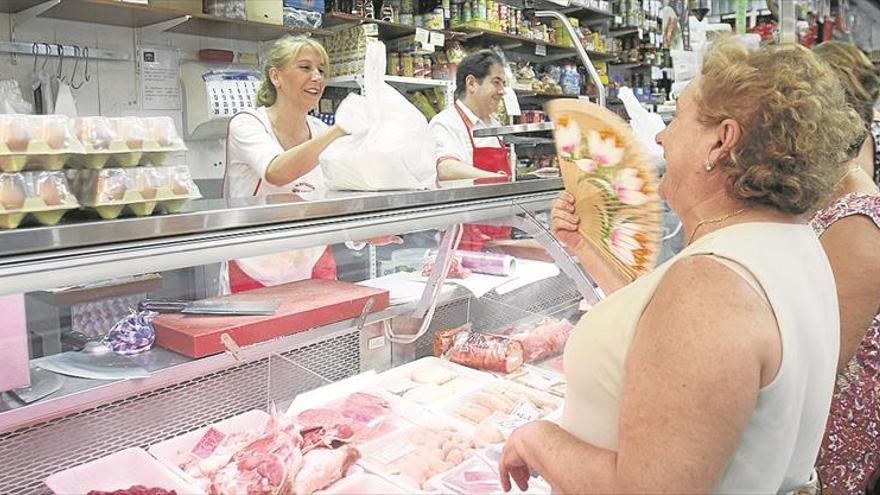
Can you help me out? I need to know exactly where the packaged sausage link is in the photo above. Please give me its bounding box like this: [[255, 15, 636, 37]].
[[0, 171, 79, 229], [444, 330, 524, 374]]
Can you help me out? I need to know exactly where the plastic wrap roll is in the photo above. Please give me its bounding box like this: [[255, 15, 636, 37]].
[[455, 251, 516, 276]]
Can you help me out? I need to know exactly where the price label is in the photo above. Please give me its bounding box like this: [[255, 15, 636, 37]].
[[535, 43, 547, 56], [191, 427, 227, 459], [429, 30, 446, 47], [415, 27, 431, 45]]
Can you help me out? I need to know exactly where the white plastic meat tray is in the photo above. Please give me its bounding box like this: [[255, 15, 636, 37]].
[[45, 447, 203, 495], [372, 356, 496, 409]]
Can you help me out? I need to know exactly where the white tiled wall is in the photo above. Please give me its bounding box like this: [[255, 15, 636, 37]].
[[0, 13, 263, 180]]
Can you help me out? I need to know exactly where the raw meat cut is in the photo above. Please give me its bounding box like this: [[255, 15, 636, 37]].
[[292, 445, 360, 494], [176, 408, 359, 495], [295, 392, 399, 444], [87, 488, 177, 495], [504, 318, 574, 363]]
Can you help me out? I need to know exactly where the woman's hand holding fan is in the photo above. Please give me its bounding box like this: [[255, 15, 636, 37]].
[[546, 99, 663, 284]]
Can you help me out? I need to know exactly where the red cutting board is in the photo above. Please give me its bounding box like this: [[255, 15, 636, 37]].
[[153, 279, 389, 358]]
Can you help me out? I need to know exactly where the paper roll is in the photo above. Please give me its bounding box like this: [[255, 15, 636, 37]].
[[455, 251, 516, 276]]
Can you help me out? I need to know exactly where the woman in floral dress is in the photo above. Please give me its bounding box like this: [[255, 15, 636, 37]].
[[813, 42, 880, 495]]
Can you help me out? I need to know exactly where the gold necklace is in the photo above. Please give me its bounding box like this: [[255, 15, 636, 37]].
[[687, 207, 750, 245]]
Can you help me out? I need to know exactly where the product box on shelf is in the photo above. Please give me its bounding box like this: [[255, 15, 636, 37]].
[[283, 6, 324, 27], [0, 171, 79, 229], [284, 0, 325, 12], [0, 114, 84, 172], [246, 0, 283, 23], [67, 165, 201, 219]]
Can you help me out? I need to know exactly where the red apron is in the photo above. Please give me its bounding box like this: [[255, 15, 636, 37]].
[[224, 111, 337, 293], [455, 103, 513, 251]]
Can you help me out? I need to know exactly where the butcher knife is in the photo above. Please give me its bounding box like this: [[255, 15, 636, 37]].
[[35, 342, 151, 381], [139, 299, 280, 316], [9, 367, 65, 404]]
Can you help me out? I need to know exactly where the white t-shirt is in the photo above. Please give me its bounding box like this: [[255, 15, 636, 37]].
[[223, 106, 330, 287], [225, 106, 329, 199], [428, 100, 504, 166]]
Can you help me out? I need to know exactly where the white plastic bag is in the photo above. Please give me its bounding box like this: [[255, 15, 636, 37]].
[[321, 41, 437, 191], [618, 86, 665, 169], [0, 80, 33, 114]]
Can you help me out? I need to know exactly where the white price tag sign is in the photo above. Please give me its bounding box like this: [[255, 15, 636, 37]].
[[429, 30, 446, 46], [535, 43, 547, 56], [415, 27, 431, 45], [503, 86, 521, 116]]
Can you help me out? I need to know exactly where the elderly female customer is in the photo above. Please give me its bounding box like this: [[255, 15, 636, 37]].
[[814, 42, 880, 188], [498, 40, 864, 494], [812, 41, 880, 495]]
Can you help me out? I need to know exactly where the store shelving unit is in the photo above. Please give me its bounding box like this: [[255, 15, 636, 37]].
[[327, 74, 456, 107], [1, 0, 331, 41]]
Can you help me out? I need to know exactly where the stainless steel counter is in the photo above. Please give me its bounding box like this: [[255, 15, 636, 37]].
[[0, 178, 562, 259]]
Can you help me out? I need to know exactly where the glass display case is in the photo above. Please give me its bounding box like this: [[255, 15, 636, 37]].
[[0, 178, 602, 494]]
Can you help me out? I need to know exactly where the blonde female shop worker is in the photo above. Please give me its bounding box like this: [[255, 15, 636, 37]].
[[224, 36, 385, 293]]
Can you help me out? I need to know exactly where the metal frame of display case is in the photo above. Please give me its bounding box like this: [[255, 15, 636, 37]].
[[0, 180, 591, 494], [0, 181, 565, 426]]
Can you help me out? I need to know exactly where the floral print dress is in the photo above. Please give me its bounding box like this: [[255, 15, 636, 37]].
[[812, 192, 880, 494]]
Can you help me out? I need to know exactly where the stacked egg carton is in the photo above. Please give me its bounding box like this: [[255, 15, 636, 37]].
[[68, 116, 200, 219], [0, 114, 200, 228], [0, 115, 82, 228]]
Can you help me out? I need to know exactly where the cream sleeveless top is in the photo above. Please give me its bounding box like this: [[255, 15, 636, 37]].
[[562, 222, 839, 494]]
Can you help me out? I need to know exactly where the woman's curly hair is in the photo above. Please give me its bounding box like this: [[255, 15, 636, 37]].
[[695, 39, 865, 214], [813, 40, 879, 147]]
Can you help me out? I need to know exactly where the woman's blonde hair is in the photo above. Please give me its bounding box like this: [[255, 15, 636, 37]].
[[695, 39, 865, 214], [255, 36, 330, 107], [813, 41, 880, 130]]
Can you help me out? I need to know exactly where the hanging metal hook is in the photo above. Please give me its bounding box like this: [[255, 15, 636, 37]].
[[82, 46, 90, 84], [55, 43, 65, 82], [70, 45, 83, 89], [41, 42, 51, 71], [32, 42, 39, 72]]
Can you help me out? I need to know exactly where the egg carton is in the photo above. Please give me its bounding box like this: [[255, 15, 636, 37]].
[[0, 114, 85, 173], [0, 171, 79, 229], [70, 116, 187, 169], [67, 165, 201, 219]]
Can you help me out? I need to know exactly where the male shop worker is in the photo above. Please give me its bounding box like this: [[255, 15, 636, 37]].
[[429, 49, 512, 250], [429, 50, 510, 181]]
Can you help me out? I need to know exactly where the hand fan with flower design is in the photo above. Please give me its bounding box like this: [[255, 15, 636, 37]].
[[546, 98, 663, 282]]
